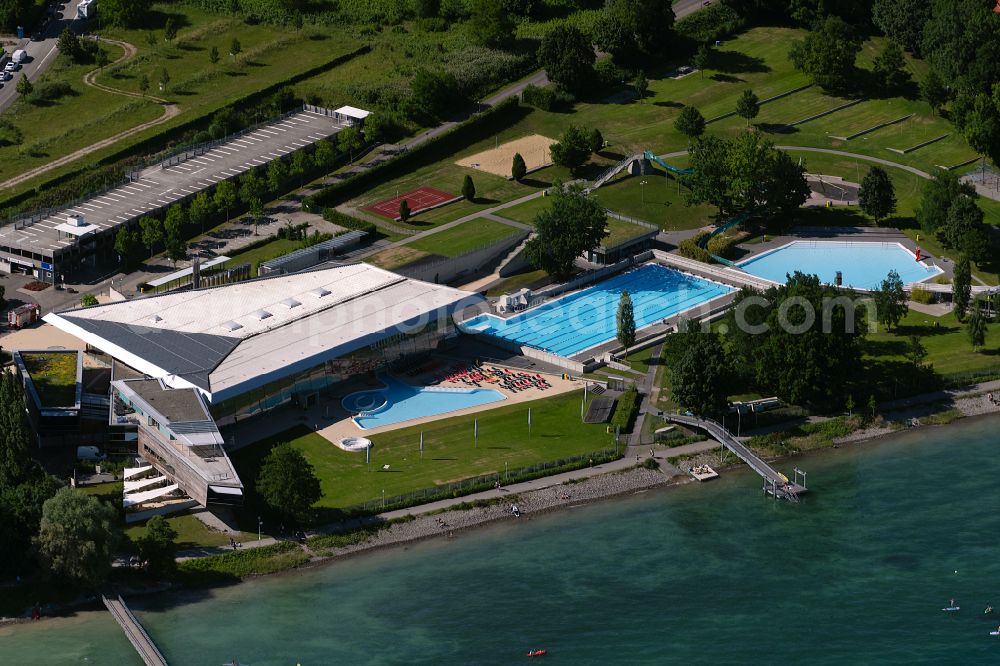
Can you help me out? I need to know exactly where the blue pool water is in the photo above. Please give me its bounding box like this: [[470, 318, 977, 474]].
[[342, 374, 505, 430], [737, 240, 942, 290], [462, 263, 732, 357]]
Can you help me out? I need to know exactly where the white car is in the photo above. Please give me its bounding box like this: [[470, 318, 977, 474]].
[[3, 62, 17, 73], [0, 71, 10, 81]]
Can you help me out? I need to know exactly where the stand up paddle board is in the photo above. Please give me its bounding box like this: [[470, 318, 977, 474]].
[[942, 606, 960, 612], [990, 631, 1000, 636]]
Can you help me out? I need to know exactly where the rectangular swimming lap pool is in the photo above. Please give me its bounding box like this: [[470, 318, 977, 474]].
[[462, 264, 732, 358]]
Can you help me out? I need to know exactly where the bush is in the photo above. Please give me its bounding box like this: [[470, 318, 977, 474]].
[[675, 4, 744, 44], [321, 207, 377, 235], [678, 233, 711, 263], [610, 385, 641, 433], [417, 17, 448, 32], [911, 285, 934, 304], [176, 542, 309, 583], [705, 232, 747, 259], [444, 47, 532, 99], [29, 81, 76, 105], [521, 84, 575, 112]]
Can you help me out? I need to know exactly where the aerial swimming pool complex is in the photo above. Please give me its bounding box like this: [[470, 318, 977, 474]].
[[462, 264, 732, 357], [737, 241, 942, 291]]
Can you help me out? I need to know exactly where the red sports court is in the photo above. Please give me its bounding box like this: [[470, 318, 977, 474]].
[[364, 187, 460, 219]]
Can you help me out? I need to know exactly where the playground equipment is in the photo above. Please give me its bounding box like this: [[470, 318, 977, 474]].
[[643, 150, 694, 176]]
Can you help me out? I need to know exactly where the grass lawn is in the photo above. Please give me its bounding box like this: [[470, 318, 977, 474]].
[[20, 352, 77, 406], [593, 168, 717, 231], [406, 218, 521, 256], [485, 268, 554, 296], [125, 513, 256, 549], [224, 238, 301, 276], [865, 309, 1000, 377], [619, 344, 661, 374], [495, 195, 550, 225], [1, 3, 362, 199], [231, 390, 618, 511]]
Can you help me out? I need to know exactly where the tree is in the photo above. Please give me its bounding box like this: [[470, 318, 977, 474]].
[[962, 93, 1000, 168], [872, 0, 932, 54], [114, 226, 144, 271], [399, 199, 411, 222], [511, 152, 527, 181], [230, 37, 242, 57], [788, 16, 861, 90], [953, 255, 972, 321], [36, 488, 120, 587], [467, 0, 515, 48], [416, 0, 440, 17], [15, 73, 31, 97], [916, 170, 976, 236], [363, 113, 387, 144], [920, 68, 949, 113], [96, 48, 110, 70], [248, 197, 264, 235], [922, 0, 1000, 101], [735, 89, 760, 126], [189, 191, 212, 233], [164, 203, 186, 239], [549, 125, 593, 174], [337, 126, 362, 163], [136, 515, 178, 575], [158, 67, 170, 92], [872, 40, 910, 90], [692, 44, 711, 77], [588, 128, 604, 154], [0, 370, 34, 488], [594, 0, 675, 62], [672, 329, 731, 418], [57, 27, 81, 63], [256, 444, 322, 524], [239, 169, 265, 208], [408, 69, 461, 122], [674, 105, 706, 138], [943, 194, 989, 262], [145, 31, 157, 49], [868, 393, 878, 418], [968, 305, 986, 351], [100, 0, 151, 27], [538, 25, 595, 94], [904, 335, 927, 368], [525, 183, 608, 279], [634, 71, 648, 102], [616, 290, 636, 355], [139, 216, 163, 257], [313, 139, 335, 170], [163, 17, 177, 42], [209, 45, 220, 65], [462, 174, 476, 202], [858, 166, 897, 225], [138, 74, 150, 97], [873, 269, 908, 332], [845, 394, 855, 416], [289, 150, 312, 187], [266, 159, 288, 194], [80, 293, 98, 307], [214, 180, 237, 222]]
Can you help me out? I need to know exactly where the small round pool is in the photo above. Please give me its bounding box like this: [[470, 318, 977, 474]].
[[342, 390, 388, 414]]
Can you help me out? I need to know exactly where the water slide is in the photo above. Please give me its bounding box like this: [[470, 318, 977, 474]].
[[643, 150, 694, 176], [697, 211, 752, 267]]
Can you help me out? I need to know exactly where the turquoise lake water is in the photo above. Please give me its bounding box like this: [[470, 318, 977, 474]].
[[737, 240, 942, 290], [4, 416, 1000, 664], [463, 264, 731, 357]]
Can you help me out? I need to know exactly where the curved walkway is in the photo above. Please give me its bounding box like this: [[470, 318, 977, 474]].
[[0, 39, 179, 192]]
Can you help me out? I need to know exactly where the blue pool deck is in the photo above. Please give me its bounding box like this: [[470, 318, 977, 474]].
[[342, 374, 505, 430], [461, 264, 733, 358], [737, 240, 943, 291]]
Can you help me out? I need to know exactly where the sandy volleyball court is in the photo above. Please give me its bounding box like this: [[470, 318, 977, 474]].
[[456, 134, 555, 178]]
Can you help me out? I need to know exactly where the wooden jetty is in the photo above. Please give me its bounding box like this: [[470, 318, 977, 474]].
[[663, 413, 807, 501], [102, 594, 168, 666]]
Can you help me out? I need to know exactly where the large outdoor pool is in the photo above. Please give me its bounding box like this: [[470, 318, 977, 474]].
[[342, 374, 505, 430], [462, 264, 732, 357], [737, 240, 942, 290]]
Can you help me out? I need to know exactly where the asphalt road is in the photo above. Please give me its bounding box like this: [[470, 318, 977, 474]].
[[674, 0, 711, 20], [0, 3, 78, 113]]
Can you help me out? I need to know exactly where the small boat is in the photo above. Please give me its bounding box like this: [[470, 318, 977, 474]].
[[527, 649, 547, 657], [991, 631, 1000, 636], [942, 606, 960, 612]]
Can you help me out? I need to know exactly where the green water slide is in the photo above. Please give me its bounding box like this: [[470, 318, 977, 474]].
[[643, 150, 695, 176], [698, 211, 752, 267]]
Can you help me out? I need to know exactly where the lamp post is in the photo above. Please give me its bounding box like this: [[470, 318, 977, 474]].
[[257, 515, 262, 542], [640, 179, 648, 205], [382, 488, 385, 509]]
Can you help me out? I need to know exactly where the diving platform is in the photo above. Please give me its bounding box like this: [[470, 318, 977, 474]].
[[663, 413, 807, 501]]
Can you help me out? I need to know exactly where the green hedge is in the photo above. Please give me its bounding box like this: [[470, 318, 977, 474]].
[[706, 231, 748, 259], [610, 386, 641, 433], [176, 541, 309, 583], [322, 208, 377, 235], [911, 285, 934, 304], [676, 4, 745, 44], [306, 96, 525, 210]]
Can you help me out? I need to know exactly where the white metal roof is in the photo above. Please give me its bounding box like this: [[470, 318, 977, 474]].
[[334, 105, 371, 120]]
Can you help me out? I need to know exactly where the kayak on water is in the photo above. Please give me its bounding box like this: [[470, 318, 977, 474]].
[[527, 649, 547, 657]]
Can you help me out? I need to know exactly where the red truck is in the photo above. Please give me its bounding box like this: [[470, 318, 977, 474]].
[[6, 303, 40, 329]]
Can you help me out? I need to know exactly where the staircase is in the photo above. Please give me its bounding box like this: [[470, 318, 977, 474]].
[[590, 154, 642, 190], [496, 232, 536, 277]]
